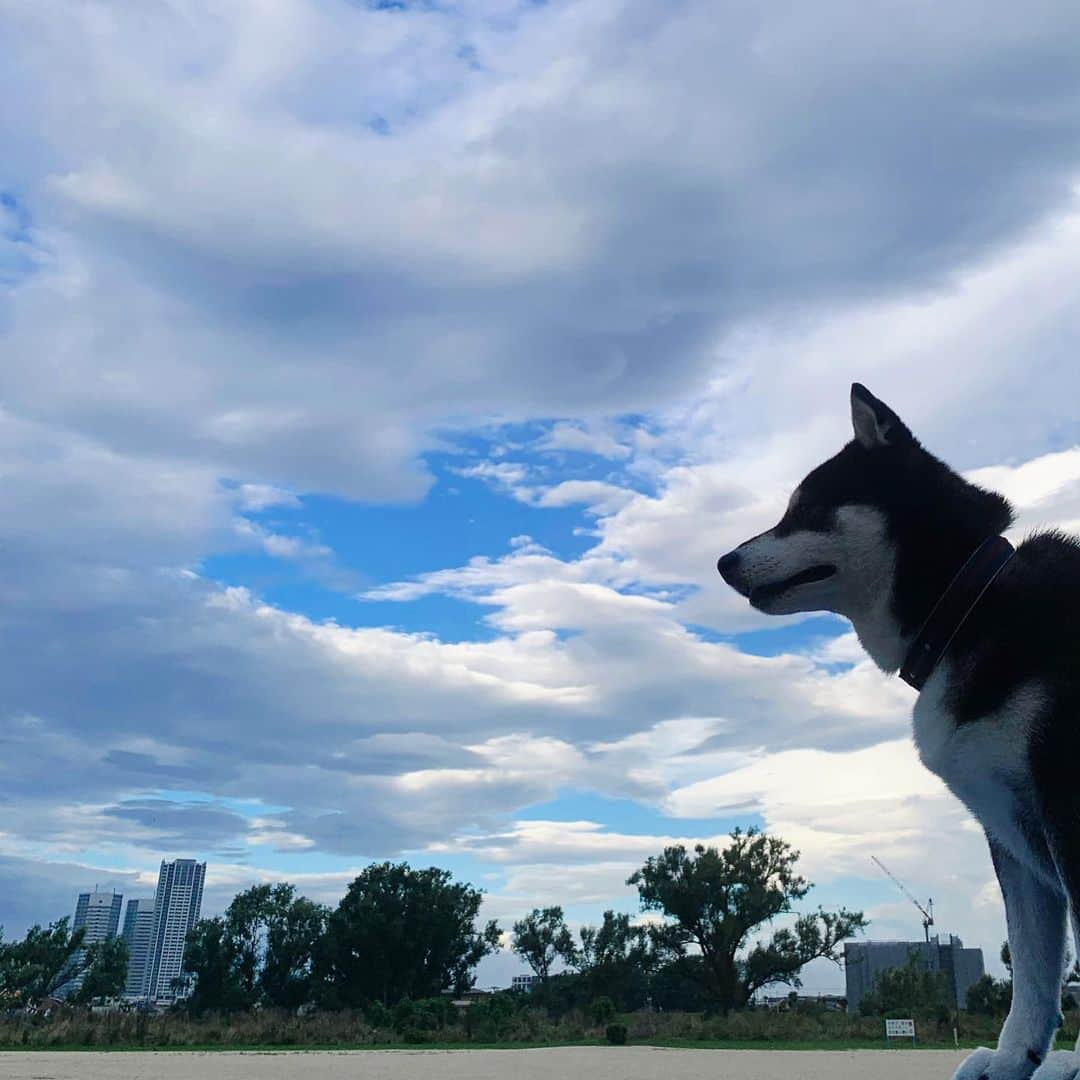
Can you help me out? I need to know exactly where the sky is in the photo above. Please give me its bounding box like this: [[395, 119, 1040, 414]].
[[2, 0, 1080, 993]]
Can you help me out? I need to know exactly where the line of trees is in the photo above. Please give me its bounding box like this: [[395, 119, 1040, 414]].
[[1, 828, 866, 1018], [178, 828, 863, 1018], [180, 864, 502, 1015]]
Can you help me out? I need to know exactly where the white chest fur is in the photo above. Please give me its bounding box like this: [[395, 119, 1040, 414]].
[[912, 668, 1052, 881]]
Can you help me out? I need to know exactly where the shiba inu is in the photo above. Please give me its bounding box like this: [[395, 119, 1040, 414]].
[[718, 384, 1080, 1079]]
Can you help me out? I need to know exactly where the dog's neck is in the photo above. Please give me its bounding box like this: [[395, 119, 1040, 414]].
[[849, 530, 1009, 677], [848, 586, 912, 675]]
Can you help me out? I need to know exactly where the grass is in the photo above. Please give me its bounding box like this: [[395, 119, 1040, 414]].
[[3, 1005, 1074, 1053]]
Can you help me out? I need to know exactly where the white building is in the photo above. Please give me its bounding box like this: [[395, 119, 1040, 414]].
[[120, 898, 156, 999], [62, 889, 123, 998], [145, 859, 206, 1002]]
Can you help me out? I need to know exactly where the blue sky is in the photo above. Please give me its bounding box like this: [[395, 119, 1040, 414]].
[[4, 0, 1080, 992]]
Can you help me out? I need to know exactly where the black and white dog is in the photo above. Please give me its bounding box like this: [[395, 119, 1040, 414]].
[[718, 384, 1080, 1080]]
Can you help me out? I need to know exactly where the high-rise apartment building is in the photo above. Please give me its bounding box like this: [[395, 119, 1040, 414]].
[[145, 859, 206, 1002], [62, 889, 123, 998], [120, 897, 156, 999]]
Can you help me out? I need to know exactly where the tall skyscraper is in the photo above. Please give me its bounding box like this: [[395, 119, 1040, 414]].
[[63, 889, 123, 997], [120, 897, 156, 999], [145, 859, 206, 1002]]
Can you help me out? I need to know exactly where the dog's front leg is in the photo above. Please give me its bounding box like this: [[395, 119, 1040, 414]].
[[1030, 774, 1080, 1080], [953, 839, 1067, 1080]]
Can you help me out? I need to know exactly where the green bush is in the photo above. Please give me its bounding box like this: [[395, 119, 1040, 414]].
[[392, 997, 455, 1035], [606, 1023, 628, 1045], [364, 1000, 393, 1029]]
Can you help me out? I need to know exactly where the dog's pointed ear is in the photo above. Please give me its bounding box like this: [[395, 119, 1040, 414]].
[[850, 383, 911, 449]]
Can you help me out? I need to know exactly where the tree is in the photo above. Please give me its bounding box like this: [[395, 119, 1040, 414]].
[[72, 937, 130, 1004], [859, 951, 951, 1020], [966, 973, 1012, 1015], [576, 910, 653, 1010], [316, 862, 500, 1008], [0, 919, 88, 1005], [511, 907, 578, 983], [648, 956, 708, 1011], [578, 910, 649, 972], [260, 886, 328, 1010], [183, 916, 251, 1015], [182, 883, 328, 1014], [628, 829, 866, 1014]]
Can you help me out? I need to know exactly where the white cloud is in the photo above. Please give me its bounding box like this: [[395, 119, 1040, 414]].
[[968, 447, 1080, 539], [536, 422, 634, 461], [234, 484, 302, 513], [536, 480, 637, 515], [5, 0, 1080, 504]]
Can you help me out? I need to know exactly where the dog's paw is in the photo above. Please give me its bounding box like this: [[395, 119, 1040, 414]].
[[952, 1047, 1043, 1080], [1032, 1051, 1080, 1080]]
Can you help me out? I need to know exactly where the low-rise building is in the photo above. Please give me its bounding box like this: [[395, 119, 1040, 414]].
[[844, 935, 985, 1015]]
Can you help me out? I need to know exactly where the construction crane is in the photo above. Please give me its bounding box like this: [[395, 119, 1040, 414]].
[[871, 856, 935, 943]]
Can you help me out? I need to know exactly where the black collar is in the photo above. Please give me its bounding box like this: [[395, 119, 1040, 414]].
[[899, 535, 1015, 692]]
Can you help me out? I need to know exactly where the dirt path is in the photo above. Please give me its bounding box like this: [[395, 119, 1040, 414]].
[[0, 1045, 970, 1080]]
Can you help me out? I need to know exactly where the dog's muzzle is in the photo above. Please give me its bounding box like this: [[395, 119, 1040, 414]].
[[716, 550, 747, 594]]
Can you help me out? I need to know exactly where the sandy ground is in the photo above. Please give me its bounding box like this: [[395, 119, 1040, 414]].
[[0, 1046, 971, 1080]]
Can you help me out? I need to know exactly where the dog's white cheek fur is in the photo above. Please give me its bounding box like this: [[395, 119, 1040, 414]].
[[733, 506, 898, 628], [831, 505, 906, 672]]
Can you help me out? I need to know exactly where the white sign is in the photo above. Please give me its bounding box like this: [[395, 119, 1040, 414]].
[[885, 1018, 916, 1041]]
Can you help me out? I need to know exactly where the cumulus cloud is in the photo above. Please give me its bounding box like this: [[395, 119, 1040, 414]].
[[4, 0, 1080, 501]]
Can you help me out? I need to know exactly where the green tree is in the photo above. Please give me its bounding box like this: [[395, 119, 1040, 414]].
[[576, 910, 653, 1010], [182, 883, 328, 1014], [316, 862, 500, 1008], [858, 951, 951, 1020], [649, 957, 710, 1011], [182, 916, 251, 1014], [0, 919, 88, 1005], [260, 886, 327, 1010], [511, 907, 578, 983], [628, 829, 866, 1015], [223, 885, 270, 1004], [966, 973, 1012, 1015], [72, 937, 130, 1004]]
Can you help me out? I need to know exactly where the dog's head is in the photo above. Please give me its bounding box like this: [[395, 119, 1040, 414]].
[[717, 383, 1011, 624]]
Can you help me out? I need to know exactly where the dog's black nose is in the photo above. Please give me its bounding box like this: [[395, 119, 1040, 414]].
[[717, 550, 740, 580]]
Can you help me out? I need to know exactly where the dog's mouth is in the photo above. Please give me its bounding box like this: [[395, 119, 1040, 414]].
[[749, 564, 837, 607]]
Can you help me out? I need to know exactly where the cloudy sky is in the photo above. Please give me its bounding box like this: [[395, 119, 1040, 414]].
[[3, 0, 1080, 990]]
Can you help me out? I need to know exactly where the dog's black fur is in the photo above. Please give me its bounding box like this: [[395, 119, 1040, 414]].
[[719, 385, 1080, 1079]]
